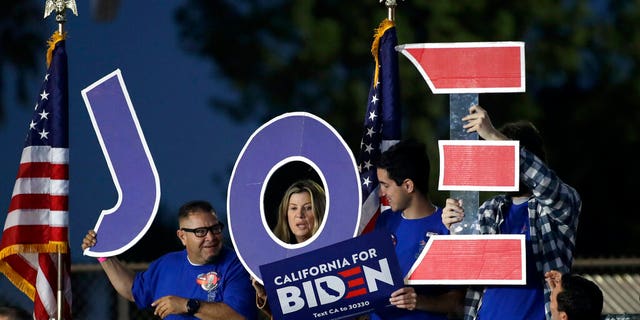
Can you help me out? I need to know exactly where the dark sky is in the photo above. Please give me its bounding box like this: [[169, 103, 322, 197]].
[[0, 1, 259, 266]]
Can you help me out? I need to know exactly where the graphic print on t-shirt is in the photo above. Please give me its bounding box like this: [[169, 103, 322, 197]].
[[197, 271, 220, 291]]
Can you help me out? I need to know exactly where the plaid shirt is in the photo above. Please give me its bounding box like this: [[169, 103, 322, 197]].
[[464, 147, 582, 320]]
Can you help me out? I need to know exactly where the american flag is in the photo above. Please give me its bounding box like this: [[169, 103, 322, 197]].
[[0, 31, 73, 320], [357, 19, 401, 235]]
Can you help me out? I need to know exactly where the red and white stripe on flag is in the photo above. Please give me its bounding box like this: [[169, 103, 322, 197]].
[[1, 146, 73, 319], [406, 235, 526, 285], [438, 140, 520, 192], [0, 31, 72, 320]]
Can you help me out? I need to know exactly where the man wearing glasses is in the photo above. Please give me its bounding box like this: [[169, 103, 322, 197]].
[[82, 200, 256, 319]]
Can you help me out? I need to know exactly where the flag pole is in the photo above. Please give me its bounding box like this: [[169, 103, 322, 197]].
[[43, 3, 77, 319], [57, 252, 63, 320], [380, 0, 402, 22]]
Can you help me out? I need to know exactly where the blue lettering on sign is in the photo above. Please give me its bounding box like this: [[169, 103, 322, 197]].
[[80, 69, 161, 257]]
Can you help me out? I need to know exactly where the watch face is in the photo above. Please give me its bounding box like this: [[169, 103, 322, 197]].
[[187, 299, 200, 314]]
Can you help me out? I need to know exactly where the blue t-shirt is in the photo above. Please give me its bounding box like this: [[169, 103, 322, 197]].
[[131, 246, 256, 319], [370, 208, 450, 320], [477, 201, 545, 320]]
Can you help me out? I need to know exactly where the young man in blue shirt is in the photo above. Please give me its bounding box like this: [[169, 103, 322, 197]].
[[372, 139, 464, 320]]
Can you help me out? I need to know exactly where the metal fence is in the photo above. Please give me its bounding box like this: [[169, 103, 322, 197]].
[[0, 262, 270, 320], [70, 263, 155, 320], [0, 263, 157, 320], [0, 260, 638, 319]]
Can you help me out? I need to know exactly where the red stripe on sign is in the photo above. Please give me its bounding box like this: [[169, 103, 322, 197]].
[[442, 144, 515, 187], [339, 266, 362, 278], [406, 46, 522, 89], [345, 288, 368, 299], [408, 238, 523, 281], [347, 278, 365, 288]]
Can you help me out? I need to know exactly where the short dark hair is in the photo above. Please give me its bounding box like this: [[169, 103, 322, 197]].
[[557, 274, 603, 320], [0, 306, 31, 320], [377, 139, 430, 195], [178, 200, 216, 220], [499, 120, 546, 161]]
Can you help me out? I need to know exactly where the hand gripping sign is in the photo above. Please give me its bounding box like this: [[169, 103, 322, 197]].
[[397, 42, 527, 284], [81, 69, 161, 257], [227, 112, 362, 283]]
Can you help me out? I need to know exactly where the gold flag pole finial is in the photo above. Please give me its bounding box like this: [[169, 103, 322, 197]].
[[44, 0, 78, 34], [380, 0, 403, 22]]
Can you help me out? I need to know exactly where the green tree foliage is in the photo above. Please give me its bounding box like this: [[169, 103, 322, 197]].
[[175, 0, 640, 257]]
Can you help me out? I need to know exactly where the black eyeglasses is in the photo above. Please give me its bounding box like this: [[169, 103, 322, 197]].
[[181, 223, 224, 237]]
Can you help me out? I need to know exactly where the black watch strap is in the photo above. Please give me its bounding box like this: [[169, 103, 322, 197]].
[[186, 298, 200, 315]]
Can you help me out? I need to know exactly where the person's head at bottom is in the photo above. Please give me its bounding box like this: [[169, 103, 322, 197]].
[[550, 273, 603, 320], [0, 306, 31, 320]]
